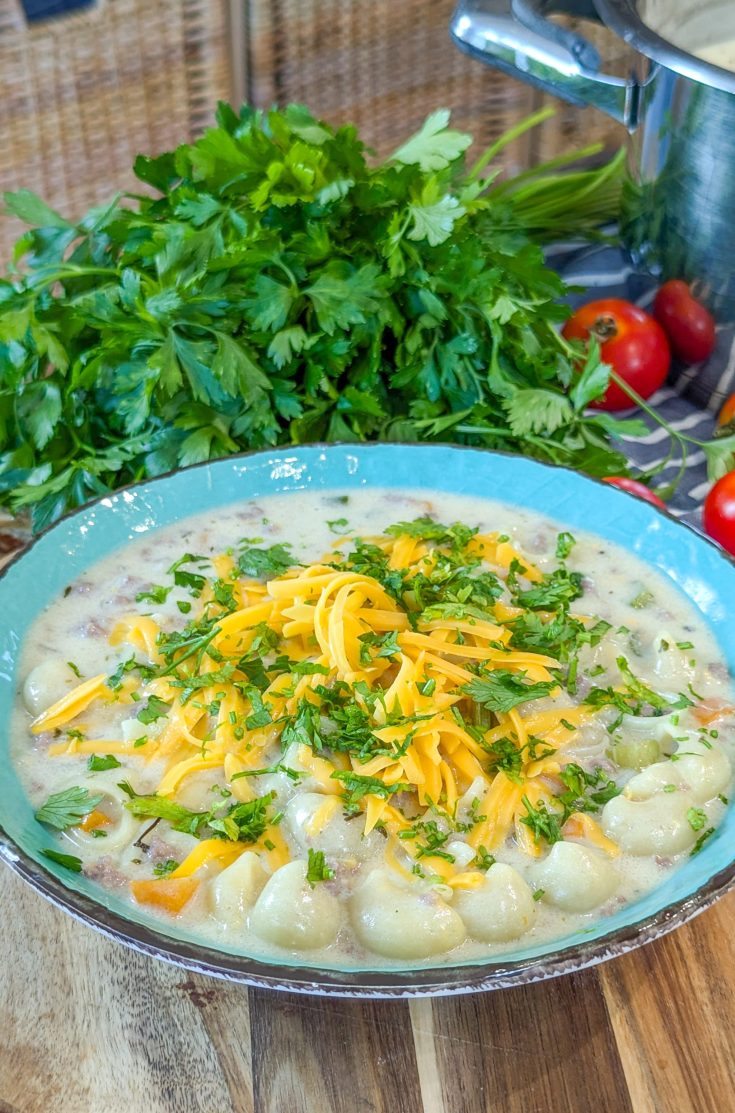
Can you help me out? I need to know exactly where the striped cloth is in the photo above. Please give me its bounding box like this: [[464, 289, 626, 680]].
[[554, 241, 732, 526]]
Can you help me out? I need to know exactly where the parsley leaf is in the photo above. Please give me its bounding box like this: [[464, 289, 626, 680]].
[[358, 629, 401, 665], [136, 695, 171, 725], [330, 770, 409, 816], [686, 806, 707, 832], [135, 585, 172, 605], [512, 568, 583, 612], [462, 670, 555, 714], [555, 532, 576, 561], [306, 848, 335, 886], [519, 796, 563, 846], [238, 543, 294, 579], [0, 105, 635, 533], [41, 848, 83, 872], [35, 787, 103, 830], [153, 858, 180, 877], [87, 754, 122, 772], [120, 781, 275, 842]]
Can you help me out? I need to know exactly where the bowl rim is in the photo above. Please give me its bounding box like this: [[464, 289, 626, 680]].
[[2, 440, 734, 997]]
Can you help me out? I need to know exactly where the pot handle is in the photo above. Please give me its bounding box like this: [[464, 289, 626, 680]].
[[450, 0, 639, 127]]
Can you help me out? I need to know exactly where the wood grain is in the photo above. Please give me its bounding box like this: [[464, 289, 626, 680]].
[[249, 989, 423, 1113], [2, 861, 735, 1112], [428, 969, 634, 1113], [600, 890, 735, 1113]]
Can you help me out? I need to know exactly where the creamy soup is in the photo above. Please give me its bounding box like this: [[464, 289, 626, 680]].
[[695, 40, 735, 71], [11, 489, 735, 969]]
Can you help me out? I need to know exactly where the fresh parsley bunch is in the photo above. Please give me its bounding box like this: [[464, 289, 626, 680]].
[[0, 103, 636, 531]]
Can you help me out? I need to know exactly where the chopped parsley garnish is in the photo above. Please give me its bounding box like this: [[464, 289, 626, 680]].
[[212, 579, 238, 611], [686, 806, 707, 832], [555, 532, 576, 561], [512, 568, 583, 612], [630, 589, 654, 609], [120, 781, 275, 843], [306, 848, 335, 886], [358, 629, 401, 665], [135, 584, 172, 605], [231, 763, 303, 782], [691, 826, 716, 855], [471, 846, 496, 871], [153, 859, 180, 877], [398, 819, 455, 861], [87, 754, 122, 772], [66, 660, 82, 678], [136, 695, 171, 725], [330, 770, 409, 817], [238, 542, 294, 579], [35, 786, 103, 830], [41, 848, 83, 872], [385, 517, 477, 551], [208, 794, 275, 842], [557, 763, 620, 814], [520, 796, 564, 845], [585, 656, 691, 718], [107, 655, 155, 692], [462, 669, 555, 714], [509, 612, 609, 665], [243, 687, 273, 731], [482, 736, 557, 782]]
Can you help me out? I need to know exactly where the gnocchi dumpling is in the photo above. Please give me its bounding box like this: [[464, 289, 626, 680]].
[[531, 841, 619, 913], [453, 863, 536, 942], [285, 792, 379, 860], [652, 632, 696, 686], [625, 739, 731, 804], [22, 660, 75, 716], [250, 859, 340, 950], [350, 869, 466, 959], [62, 780, 139, 854], [602, 791, 699, 855], [210, 851, 268, 929]]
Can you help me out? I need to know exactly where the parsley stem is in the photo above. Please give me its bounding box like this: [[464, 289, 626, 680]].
[[468, 107, 556, 183]]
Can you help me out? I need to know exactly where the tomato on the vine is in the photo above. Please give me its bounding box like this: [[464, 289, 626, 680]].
[[717, 392, 735, 428], [562, 298, 670, 412], [653, 280, 716, 364], [703, 472, 735, 556], [602, 476, 667, 510]]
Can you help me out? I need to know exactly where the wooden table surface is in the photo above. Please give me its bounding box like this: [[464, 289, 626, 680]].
[[1, 538, 734, 1113], [1, 865, 734, 1113]]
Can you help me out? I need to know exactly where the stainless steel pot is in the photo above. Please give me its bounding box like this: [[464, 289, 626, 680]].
[[451, 0, 735, 317]]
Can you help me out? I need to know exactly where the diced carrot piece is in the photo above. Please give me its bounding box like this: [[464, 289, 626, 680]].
[[692, 701, 734, 726], [79, 809, 111, 832], [130, 877, 200, 913]]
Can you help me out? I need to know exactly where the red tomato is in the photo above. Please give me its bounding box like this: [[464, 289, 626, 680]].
[[602, 476, 668, 510], [653, 280, 716, 364], [562, 298, 670, 411], [703, 472, 735, 556], [717, 392, 735, 428]]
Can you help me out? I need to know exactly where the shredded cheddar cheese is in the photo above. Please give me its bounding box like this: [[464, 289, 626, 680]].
[[39, 513, 625, 899]]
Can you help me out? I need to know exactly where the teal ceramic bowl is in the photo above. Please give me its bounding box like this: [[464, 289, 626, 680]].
[[1, 444, 734, 997]]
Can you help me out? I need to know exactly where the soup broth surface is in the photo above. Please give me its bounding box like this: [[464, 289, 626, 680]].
[[12, 488, 735, 969]]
